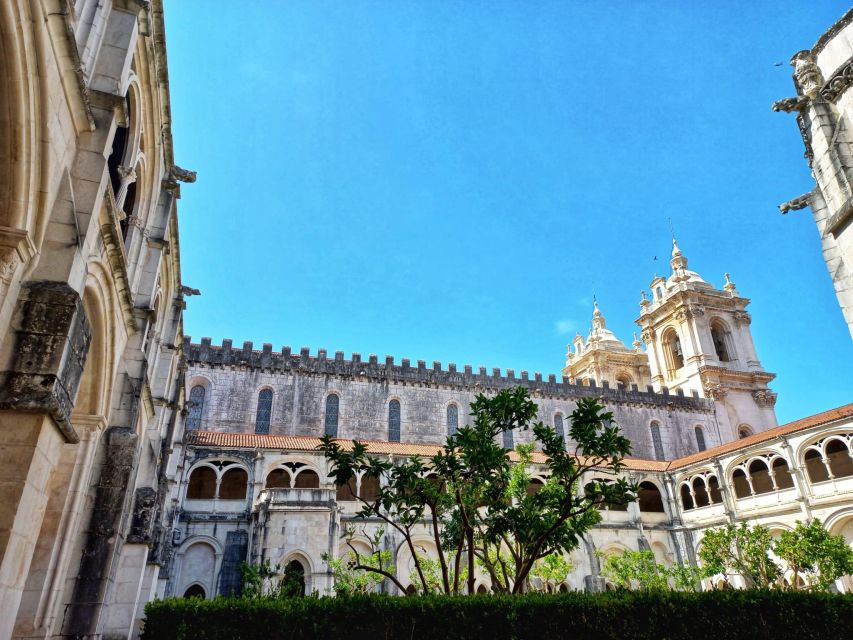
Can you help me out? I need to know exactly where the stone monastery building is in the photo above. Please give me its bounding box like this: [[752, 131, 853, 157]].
[[0, 1, 851, 638]]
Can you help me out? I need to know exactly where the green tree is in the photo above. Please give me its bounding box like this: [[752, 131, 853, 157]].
[[698, 523, 780, 588], [774, 519, 853, 591], [319, 388, 634, 595], [599, 549, 707, 591]]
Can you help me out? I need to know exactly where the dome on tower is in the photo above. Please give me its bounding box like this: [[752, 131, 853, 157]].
[[666, 239, 712, 289], [587, 301, 628, 349]]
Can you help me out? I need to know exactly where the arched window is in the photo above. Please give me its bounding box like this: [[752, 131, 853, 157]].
[[826, 439, 853, 478], [554, 414, 565, 440], [663, 329, 684, 373], [294, 470, 320, 488], [748, 460, 773, 495], [804, 448, 830, 483], [732, 468, 751, 499], [738, 425, 752, 439], [187, 466, 216, 499], [526, 478, 544, 496], [772, 458, 795, 490], [707, 476, 723, 503], [255, 389, 273, 434], [219, 467, 248, 499], [616, 374, 631, 390], [324, 394, 339, 437], [186, 385, 206, 431], [359, 475, 381, 501], [650, 422, 664, 461], [183, 584, 205, 599], [388, 399, 401, 442], [680, 484, 694, 510], [447, 404, 459, 437], [336, 477, 358, 502], [694, 426, 706, 452], [502, 429, 513, 450], [692, 477, 710, 507], [638, 481, 665, 513], [281, 560, 305, 597], [710, 321, 732, 362], [266, 469, 290, 489]]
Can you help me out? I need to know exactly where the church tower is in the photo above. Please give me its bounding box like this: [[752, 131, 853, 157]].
[[636, 240, 777, 440], [564, 301, 651, 390]]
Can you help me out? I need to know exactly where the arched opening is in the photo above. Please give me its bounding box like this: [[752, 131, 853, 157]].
[[554, 413, 565, 440], [615, 374, 631, 390], [772, 458, 795, 490], [680, 484, 694, 510], [558, 583, 569, 593], [107, 99, 129, 194], [405, 585, 417, 595], [388, 399, 401, 442], [638, 481, 665, 513], [692, 477, 710, 507], [324, 394, 339, 437], [187, 467, 216, 499], [707, 476, 723, 504], [281, 560, 305, 597], [447, 404, 459, 437], [265, 468, 290, 489], [650, 422, 664, 461], [294, 470, 320, 489], [476, 584, 488, 594], [732, 468, 751, 498], [186, 385, 206, 431], [738, 425, 753, 439], [663, 328, 684, 374], [255, 389, 273, 434], [826, 439, 853, 479], [336, 477, 358, 501], [219, 467, 248, 499], [804, 449, 830, 483], [359, 475, 381, 501], [694, 426, 706, 452], [183, 584, 205, 599], [748, 460, 773, 495], [120, 175, 137, 240], [710, 321, 732, 362], [526, 478, 544, 496]]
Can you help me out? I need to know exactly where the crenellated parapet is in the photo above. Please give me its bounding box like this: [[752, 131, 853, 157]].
[[183, 337, 714, 412]]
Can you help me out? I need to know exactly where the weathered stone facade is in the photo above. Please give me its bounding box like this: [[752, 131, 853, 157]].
[[0, 1, 189, 637], [775, 8, 853, 339]]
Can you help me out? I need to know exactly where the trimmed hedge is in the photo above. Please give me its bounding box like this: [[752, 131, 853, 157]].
[[143, 590, 853, 640]]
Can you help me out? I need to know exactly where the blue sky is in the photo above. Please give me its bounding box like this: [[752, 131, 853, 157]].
[[165, 1, 852, 425]]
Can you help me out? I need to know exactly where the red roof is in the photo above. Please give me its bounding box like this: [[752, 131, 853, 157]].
[[183, 403, 853, 472]]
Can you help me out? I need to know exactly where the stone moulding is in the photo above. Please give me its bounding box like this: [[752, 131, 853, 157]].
[[820, 55, 853, 103]]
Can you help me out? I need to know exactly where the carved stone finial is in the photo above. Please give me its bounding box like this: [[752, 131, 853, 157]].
[[791, 50, 824, 99], [171, 165, 197, 183], [723, 273, 736, 293]]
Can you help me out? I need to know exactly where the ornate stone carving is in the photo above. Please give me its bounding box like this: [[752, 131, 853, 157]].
[[127, 487, 158, 544], [0, 247, 20, 282], [732, 310, 751, 326], [0, 226, 35, 284], [171, 165, 197, 183], [641, 329, 655, 345], [792, 51, 824, 99], [795, 113, 815, 163], [686, 307, 705, 319], [779, 190, 814, 214], [772, 96, 808, 113], [703, 383, 728, 400], [820, 55, 853, 103], [752, 389, 778, 408]]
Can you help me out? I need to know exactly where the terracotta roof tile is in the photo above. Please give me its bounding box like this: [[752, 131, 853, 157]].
[[183, 403, 853, 473]]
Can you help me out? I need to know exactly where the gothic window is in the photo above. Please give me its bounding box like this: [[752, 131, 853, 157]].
[[218, 467, 248, 499], [282, 561, 305, 597], [554, 413, 565, 440], [447, 404, 459, 437], [502, 429, 514, 450], [255, 389, 273, 434], [388, 399, 401, 442], [186, 385, 206, 431], [186, 466, 216, 499], [650, 422, 664, 461], [637, 481, 665, 513], [694, 425, 706, 452], [324, 394, 339, 437]]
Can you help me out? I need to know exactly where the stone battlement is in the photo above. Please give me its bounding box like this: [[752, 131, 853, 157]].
[[184, 337, 714, 412]]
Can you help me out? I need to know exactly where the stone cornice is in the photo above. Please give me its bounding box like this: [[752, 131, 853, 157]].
[[100, 187, 138, 333], [819, 54, 853, 103], [812, 8, 853, 55]]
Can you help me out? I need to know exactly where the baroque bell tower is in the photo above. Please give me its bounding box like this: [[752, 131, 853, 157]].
[[636, 240, 777, 440]]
